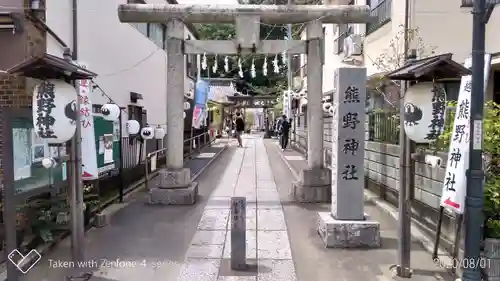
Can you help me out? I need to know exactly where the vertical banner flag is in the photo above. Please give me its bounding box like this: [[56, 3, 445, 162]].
[[77, 63, 99, 180], [192, 80, 209, 129], [440, 54, 491, 214]]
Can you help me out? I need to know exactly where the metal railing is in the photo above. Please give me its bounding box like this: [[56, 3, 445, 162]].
[[366, 0, 392, 35], [144, 132, 214, 189]]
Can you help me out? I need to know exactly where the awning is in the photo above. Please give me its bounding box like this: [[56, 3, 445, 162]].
[[7, 53, 97, 80], [386, 53, 471, 81]]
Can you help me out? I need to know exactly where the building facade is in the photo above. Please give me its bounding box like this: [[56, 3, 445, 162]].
[[45, 0, 199, 129], [334, 0, 500, 102]]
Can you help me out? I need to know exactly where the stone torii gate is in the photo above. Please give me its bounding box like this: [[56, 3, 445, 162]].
[[117, 4, 370, 209]]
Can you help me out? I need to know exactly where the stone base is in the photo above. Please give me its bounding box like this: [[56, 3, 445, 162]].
[[293, 168, 331, 203], [149, 182, 198, 205], [93, 213, 108, 228], [157, 168, 192, 188], [316, 212, 381, 248]]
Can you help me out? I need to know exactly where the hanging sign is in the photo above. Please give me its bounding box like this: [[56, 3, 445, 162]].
[[32, 79, 77, 144], [403, 82, 447, 143], [440, 54, 492, 214], [77, 63, 99, 180], [192, 80, 209, 129], [103, 134, 113, 164]]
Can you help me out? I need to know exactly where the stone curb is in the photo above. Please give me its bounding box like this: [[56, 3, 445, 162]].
[[270, 140, 300, 181], [191, 143, 229, 181]]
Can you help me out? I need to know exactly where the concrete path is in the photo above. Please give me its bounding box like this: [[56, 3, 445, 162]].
[[265, 139, 456, 281], [17, 141, 233, 281], [15, 134, 457, 281], [177, 134, 297, 281]]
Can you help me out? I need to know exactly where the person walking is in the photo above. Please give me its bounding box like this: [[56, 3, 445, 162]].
[[234, 112, 245, 147], [278, 115, 290, 151]]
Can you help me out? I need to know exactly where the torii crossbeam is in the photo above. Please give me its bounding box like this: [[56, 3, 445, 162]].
[[116, 3, 372, 208]]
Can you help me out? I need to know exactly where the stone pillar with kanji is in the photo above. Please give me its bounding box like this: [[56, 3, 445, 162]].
[[316, 67, 381, 248]]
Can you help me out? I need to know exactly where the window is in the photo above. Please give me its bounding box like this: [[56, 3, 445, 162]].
[[366, 0, 392, 35], [128, 105, 147, 127], [11, 116, 67, 194], [148, 23, 165, 48]]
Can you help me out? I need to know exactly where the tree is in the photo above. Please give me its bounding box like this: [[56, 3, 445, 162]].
[[371, 24, 437, 73], [368, 25, 437, 109]]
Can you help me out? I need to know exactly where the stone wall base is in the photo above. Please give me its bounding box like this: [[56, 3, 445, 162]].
[[316, 212, 381, 248]]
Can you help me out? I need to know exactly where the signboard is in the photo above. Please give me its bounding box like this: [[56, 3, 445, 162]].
[[440, 54, 491, 214], [77, 63, 99, 180], [331, 67, 366, 220]]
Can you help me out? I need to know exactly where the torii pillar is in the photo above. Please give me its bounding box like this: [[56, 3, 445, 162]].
[[117, 4, 370, 206]]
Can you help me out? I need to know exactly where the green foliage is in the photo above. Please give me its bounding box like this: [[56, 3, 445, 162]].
[[434, 101, 500, 238]]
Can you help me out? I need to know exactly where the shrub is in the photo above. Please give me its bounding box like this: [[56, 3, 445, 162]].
[[435, 101, 500, 238]]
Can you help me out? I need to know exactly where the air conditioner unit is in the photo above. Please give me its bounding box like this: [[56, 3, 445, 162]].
[[343, 34, 363, 58]]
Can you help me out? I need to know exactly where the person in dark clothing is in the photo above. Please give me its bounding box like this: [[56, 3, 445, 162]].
[[278, 115, 290, 150], [234, 112, 245, 147]]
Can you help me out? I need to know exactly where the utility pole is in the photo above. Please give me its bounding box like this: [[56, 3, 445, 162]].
[[463, 0, 486, 280], [396, 0, 412, 277], [287, 0, 293, 118], [69, 0, 85, 262]]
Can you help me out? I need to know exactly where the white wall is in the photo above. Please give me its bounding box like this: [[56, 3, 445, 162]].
[[45, 0, 197, 130]]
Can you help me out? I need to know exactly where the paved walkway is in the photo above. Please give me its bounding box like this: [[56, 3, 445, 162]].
[[17, 140, 231, 281], [178, 135, 296, 281], [15, 134, 458, 281], [266, 139, 456, 281]]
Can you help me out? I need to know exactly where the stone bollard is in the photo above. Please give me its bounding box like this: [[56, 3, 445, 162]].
[[231, 197, 247, 270]]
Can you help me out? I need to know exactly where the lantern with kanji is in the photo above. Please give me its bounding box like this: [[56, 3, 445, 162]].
[[32, 79, 78, 144], [403, 82, 447, 143]]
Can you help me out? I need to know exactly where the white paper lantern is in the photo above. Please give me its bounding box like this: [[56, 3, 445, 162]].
[[32, 79, 77, 144], [41, 157, 56, 169], [140, 126, 154, 140], [126, 120, 140, 135], [322, 102, 332, 113], [184, 101, 191, 110], [154, 126, 165, 139], [403, 82, 447, 143], [101, 103, 120, 121]]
